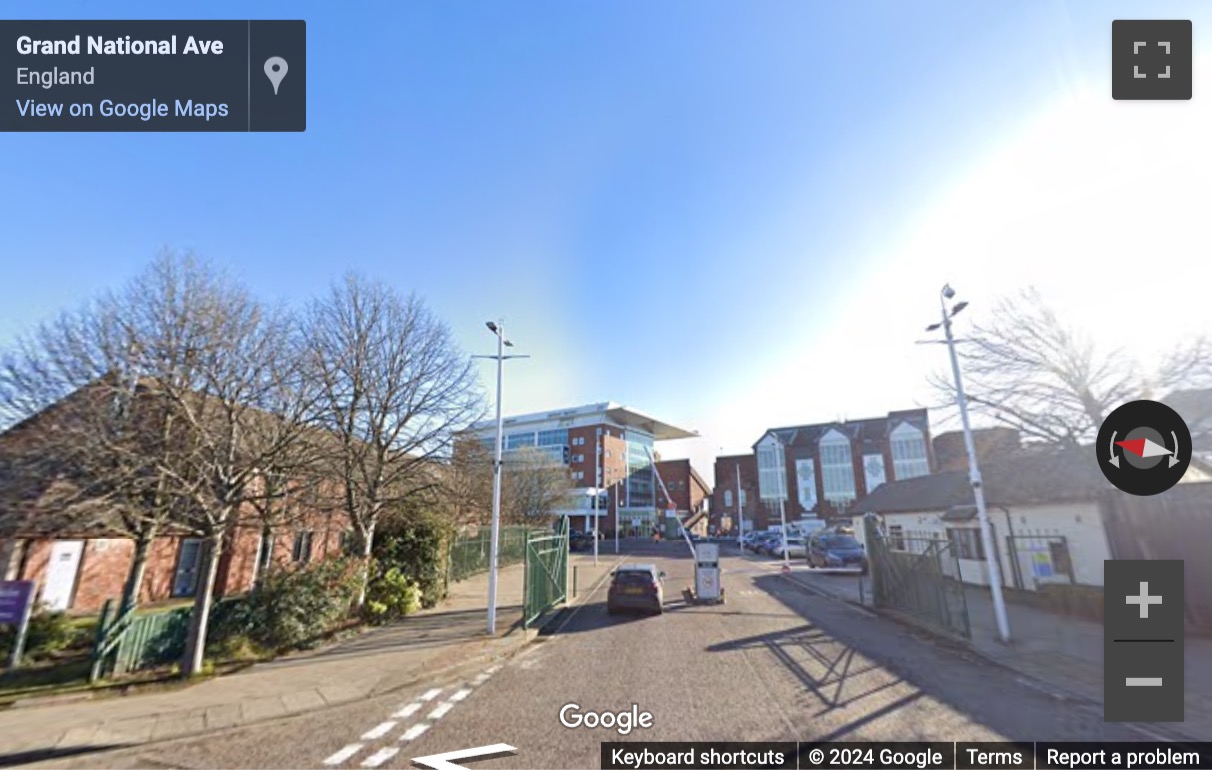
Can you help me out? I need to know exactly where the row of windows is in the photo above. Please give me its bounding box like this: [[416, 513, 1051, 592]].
[[722, 489, 748, 507], [759, 427, 930, 505]]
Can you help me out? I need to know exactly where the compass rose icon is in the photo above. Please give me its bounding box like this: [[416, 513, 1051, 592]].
[[1098, 400, 1192, 496]]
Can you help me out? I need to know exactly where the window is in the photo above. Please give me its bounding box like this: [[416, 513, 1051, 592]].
[[946, 527, 984, 560], [724, 489, 733, 507], [890, 423, 930, 479], [505, 432, 536, 451], [863, 454, 887, 492], [756, 438, 787, 500], [795, 459, 817, 510], [819, 430, 856, 503], [574, 453, 584, 463], [739, 489, 747, 507], [887, 524, 906, 551], [292, 530, 314, 564], [537, 429, 568, 447], [172, 539, 204, 597]]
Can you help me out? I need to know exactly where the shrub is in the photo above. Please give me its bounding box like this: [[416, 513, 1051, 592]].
[[206, 557, 362, 653], [373, 508, 452, 608], [0, 604, 81, 662], [363, 564, 423, 624]]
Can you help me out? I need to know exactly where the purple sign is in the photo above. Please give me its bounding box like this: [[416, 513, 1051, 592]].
[[0, 580, 35, 625]]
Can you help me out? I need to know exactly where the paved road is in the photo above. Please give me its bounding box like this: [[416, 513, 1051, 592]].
[[31, 541, 1156, 769]]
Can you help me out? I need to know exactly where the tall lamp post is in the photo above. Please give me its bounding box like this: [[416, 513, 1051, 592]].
[[926, 284, 1012, 644], [473, 320, 529, 636], [729, 449, 744, 550]]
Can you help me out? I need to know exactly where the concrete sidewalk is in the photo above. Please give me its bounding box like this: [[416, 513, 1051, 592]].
[[784, 568, 1212, 741], [0, 553, 621, 764]]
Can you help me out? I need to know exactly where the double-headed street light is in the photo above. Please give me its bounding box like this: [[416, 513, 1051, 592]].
[[473, 320, 529, 636], [926, 285, 1011, 644]]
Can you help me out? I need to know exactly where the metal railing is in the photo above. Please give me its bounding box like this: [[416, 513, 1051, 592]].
[[90, 599, 192, 681], [446, 525, 535, 584], [523, 518, 568, 628]]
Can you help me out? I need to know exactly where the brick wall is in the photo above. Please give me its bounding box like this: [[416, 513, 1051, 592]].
[[712, 455, 760, 532]]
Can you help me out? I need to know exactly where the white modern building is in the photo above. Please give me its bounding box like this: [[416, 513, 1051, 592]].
[[461, 402, 697, 536]]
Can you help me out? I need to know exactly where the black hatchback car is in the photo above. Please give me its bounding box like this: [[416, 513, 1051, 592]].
[[606, 564, 665, 615]]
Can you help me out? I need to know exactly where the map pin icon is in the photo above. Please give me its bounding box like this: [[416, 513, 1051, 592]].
[[264, 57, 288, 95]]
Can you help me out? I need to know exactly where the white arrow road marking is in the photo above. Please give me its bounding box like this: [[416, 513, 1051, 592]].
[[449, 688, 472, 702], [428, 702, 455, 720], [360, 747, 399, 768], [420, 687, 444, 701], [400, 723, 431, 741], [361, 721, 397, 741], [413, 744, 517, 770], [323, 744, 364, 766], [393, 702, 422, 719]]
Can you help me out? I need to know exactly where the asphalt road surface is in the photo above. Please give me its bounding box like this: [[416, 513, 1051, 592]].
[[32, 541, 1157, 769]]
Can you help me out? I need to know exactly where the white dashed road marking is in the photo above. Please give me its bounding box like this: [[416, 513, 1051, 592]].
[[360, 747, 399, 768], [325, 666, 499, 766], [399, 723, 430, 741], [323, 744, 364, 766], [360, 721, 397, 740]]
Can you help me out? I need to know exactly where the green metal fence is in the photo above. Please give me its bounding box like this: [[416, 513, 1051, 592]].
[[447, 525, 535, 584], [523, 518, 569, 628], [90, 599, 192, 681]]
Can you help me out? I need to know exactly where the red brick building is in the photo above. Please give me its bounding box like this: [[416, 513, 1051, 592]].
[[711, 454, 760, 533], [0, 508, 351, 614], [0, 383, 355, 614], [753, 409, 934, 523], [653, 459, 711, 534]]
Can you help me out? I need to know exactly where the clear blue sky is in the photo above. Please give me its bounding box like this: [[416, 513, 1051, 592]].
[[4, 1, 1211, 482]]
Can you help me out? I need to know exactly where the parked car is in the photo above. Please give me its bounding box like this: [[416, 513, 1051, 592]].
[[606, 564, 665, 615], [773, 536, 807, 559], [755, 532, 783, 555], [742, 531, 765, 551], [806, 532, 868, 572], [569, 531, 594, 552]]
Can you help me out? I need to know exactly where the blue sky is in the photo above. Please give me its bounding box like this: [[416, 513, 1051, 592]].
[[4, 1, 1212, 482]]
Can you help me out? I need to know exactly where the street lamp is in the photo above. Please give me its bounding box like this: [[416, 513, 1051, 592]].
[[927, 285, 1012, 644], [473, 320, 529, 636]]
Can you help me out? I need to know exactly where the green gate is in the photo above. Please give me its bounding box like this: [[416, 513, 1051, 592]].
[[863, 513, 971, 639], [523, 518, 568, 628], [90, 600, 192, 681]]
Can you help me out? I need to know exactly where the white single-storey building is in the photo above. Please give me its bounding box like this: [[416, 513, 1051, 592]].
[[849, 447, 1114, 591]]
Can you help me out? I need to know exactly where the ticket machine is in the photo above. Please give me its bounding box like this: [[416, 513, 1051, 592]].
[[694, 542, 723, 604]]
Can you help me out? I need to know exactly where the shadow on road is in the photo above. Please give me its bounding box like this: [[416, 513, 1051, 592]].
[[705, 622, 904, 716], [0, 744, 132, 768]]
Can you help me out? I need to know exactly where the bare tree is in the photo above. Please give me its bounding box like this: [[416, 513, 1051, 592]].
[[438, 438, 496, 529], [929, 287, 1142, 445], [502, 446, 574, 524], [0, 254, 217, 614], [125, 259, 315, 677], [302, 275, 482, 607]]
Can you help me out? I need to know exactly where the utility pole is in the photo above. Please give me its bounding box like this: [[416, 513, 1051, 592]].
[[593, 436, 600, 566], [735, 460, 744, 549], [937, 285, 1011, 643], [474, 320, 528, 636]]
